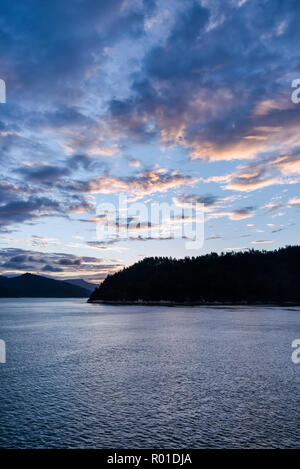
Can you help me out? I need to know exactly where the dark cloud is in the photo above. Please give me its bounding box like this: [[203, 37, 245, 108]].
[[41, 264, 64, 273], [86, 240, 118, 248], [142, 0, 157, 15], [224, 152, 300, 192], [144, 3, 210, 80], [2, 261, 34, 270], [231, 207, 255, 218], [0, 248, 122, 278], [0, 178, 95, 229], [0, 0, 150, 104], [0, 197, 61, 227], [0, 180, 32, 203], [9, 255, 28, 263], [0, 0, 299, 251], [175, 194, 219, 207], [105, 0, 300, 162], [205, 234, 222, 240], [70, 154, 94, 171], [17, 165, 70, 184]]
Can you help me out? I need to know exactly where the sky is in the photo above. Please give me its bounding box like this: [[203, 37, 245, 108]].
[[0, 0, 300, 283]]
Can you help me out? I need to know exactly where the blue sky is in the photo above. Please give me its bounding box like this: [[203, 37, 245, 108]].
[[0, 0, 299, 282]]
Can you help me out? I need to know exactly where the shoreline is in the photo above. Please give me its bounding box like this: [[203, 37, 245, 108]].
[[87, 299, 300, 307]]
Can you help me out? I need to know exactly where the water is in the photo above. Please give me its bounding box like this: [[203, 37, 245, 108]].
[[0, 298, 299, 448]]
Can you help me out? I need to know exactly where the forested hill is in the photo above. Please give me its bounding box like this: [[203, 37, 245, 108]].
[[0, 273, 90, 298], [89, 246, 300, 304]]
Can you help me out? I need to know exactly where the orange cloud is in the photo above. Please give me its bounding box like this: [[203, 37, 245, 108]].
[[73, 168, 200, 199], [251, 240, 274, 244]]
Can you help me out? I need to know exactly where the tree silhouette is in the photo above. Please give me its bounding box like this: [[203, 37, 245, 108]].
[[89, 246, 300, 304]]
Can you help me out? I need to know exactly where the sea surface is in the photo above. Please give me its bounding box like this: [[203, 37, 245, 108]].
[[0, 298, 299, 448]]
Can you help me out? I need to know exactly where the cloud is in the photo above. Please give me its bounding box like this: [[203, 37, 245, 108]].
[[173, 194, 219, 209], [18, 164, 70, 185], [127, 157, 142, 168], [0, 197, 61, 227], [0, 176, 96, 229], [215, 152, 300, 192], [9, 254, 29, 264], [64, 168, 200, 199], [0, 0, 299, 257], [17, 164, 70, 184], [206, 234, 222, 240], [228, 208, 255, 220], [288, 197, 300, 207], [173, 193, 254, 220], [41, 264, 64, 273], [251, 240, 274, 244], [225, 175, 279, 192], [0, 0, 150, 104], [58, 258, 81, 266], [0, 248, 122, 279], [207, 206, 255, 221], [104, 0, 300, 164]]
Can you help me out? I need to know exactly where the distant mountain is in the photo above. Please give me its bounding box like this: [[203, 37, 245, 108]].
[[0, 273, 90, 298], [64, 278, 95, 293], [0, 275, 18, 297], [89, 246, 300, 305]]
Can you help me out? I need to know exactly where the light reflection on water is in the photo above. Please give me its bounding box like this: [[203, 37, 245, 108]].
[[0, 298, 299, 448]]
